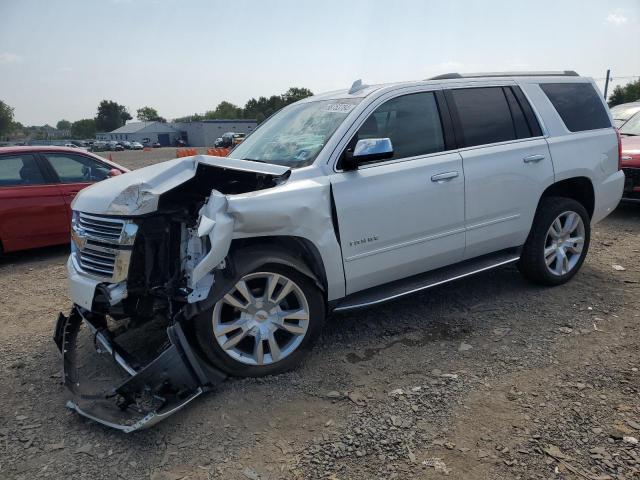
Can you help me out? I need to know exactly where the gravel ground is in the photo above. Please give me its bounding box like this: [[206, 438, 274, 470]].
[[0, 152, 638, 479]]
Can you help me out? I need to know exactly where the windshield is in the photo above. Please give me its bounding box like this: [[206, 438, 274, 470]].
[[230, 98, 362, 168], [620, 112, 640, 136]]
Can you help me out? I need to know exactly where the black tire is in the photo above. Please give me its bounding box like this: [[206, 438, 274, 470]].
[[518, 196, 590, 286], [193, 263, 325, 377]]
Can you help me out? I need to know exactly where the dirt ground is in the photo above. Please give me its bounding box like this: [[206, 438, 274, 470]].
[[93, 147, 210, 170], [0, 152, 638, 479]]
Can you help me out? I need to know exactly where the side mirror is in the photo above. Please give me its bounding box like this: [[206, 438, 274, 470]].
[[342, 138, 393, 170], [108, 168, 122, 177]]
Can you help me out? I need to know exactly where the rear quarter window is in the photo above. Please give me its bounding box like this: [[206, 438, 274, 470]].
[[540, 83, 611, 132], [0, 154, 46, 186]]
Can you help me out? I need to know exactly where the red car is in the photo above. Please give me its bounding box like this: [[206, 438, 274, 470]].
[[0, 146, 127, 254], [620, 112, 640, 201]]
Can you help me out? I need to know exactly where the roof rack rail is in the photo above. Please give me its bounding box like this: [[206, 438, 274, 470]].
[[428, 71, 579, 80]]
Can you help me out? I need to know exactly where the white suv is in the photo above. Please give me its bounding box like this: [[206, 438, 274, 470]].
[[56, 71, 624, 430]]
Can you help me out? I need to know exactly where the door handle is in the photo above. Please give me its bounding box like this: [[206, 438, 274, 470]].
[[523, 154, 545, 163], [431, 171, 459, 182]]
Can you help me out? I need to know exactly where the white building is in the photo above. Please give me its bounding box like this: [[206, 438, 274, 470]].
[[96, 122, 180, 146]]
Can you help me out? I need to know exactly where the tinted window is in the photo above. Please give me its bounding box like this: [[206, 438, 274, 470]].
[[449, 87, 517, 147], [540, 83, 611, 132], [356, 92, 444, 161], [0, 154, 46, 187], [504, 87, 532, 139], [44, 153, 111, 183]]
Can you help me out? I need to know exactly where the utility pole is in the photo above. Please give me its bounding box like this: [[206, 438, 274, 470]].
[[603, 69, 611, 101]]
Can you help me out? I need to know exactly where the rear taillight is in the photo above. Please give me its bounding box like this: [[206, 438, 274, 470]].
[[616, 128, 622, 171]]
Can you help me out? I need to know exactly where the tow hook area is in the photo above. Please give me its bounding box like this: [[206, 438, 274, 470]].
[[54, 306, 226, 432]]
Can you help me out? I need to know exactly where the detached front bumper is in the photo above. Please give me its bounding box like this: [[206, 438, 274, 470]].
[[54, 306, 226, 432]]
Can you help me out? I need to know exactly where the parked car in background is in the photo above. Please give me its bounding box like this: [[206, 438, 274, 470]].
[[218, 132, 246, 148], [121, 141, 132, 149], [90, 141, 108, 152], [131, 142, 143, 150], [114, 143, 125, 151], [64, 143, 80, 149], [619, 111, 640, 200], [152, 142, 162, 148], [610, 101, 640, 128], [0, 146, 128, 254]]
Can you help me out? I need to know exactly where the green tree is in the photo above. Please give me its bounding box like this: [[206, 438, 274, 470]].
[[204, 101, 244, 119], [136, 106, 166, 123], [281, 87, 314, 105], [95, 100, 132, 132], [71, 119, 96, 139], [171, 86, 314, 124], [608, 79, 640, 107], [56, 119, 72, 130], [0, 100, 15, 139], [243, 87, 313, 123], [173, 113, 204, 123]]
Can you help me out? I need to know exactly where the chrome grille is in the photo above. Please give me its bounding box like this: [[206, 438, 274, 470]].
[[71, 212, 138, 282], [77, 213, 124, 242], [78, 247, 117, 277]]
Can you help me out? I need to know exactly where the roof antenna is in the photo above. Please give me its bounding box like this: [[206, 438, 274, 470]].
[[349, 79, 368, 94]]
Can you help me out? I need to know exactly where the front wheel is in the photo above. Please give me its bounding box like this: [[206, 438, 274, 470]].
[[194, 264, 325, 377], [518, 197, 590, 286]]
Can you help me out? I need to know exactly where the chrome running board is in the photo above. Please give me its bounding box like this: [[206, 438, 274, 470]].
[[333, 248, 521, 312]]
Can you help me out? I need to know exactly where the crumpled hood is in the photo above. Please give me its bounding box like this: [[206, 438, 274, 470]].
[[71, 155, 291, 216]]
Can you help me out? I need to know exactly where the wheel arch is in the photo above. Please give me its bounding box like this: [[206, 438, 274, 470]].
[[538, 177, 595, 219], [228, 235, 328, 295]]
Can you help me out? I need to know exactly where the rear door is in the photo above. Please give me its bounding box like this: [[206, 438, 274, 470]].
[[40, 152, 113, 222], [0, 153, 68, 252], [444, 85, 555, 259]]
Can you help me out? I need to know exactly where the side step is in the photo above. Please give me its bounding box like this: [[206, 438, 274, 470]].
[[333, 248, 521, 312]]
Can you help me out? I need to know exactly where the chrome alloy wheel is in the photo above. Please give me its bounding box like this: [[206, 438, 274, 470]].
[[212, 272, 310, 366], [544, 211, 585, 276]]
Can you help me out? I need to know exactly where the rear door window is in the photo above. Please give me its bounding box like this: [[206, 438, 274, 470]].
[[43, 153, 111, 183], [540, 82, 611, 132], [0, 154, 46, 186], [446, 86, 542, 148]]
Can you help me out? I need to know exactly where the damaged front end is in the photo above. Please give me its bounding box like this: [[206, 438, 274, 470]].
[[55, 156, 292, 431], [54, 306, 225, 432]]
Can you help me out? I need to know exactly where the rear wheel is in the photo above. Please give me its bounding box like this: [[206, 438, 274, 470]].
[[518, 197, 590, 286], [194, 264, 325, 377]]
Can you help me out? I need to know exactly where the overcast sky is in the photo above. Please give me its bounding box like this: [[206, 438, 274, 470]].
[[1, 0, 639, 126]]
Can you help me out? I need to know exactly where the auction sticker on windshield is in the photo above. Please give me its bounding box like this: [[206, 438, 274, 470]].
[[323, 103, 356, 113]]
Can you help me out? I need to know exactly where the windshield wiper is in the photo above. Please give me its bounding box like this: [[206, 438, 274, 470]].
[[621, 133, 637, 136]]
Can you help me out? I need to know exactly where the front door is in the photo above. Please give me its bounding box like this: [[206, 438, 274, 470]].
[[330, 91, 466, 294], [41, 152, 113, 224]]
